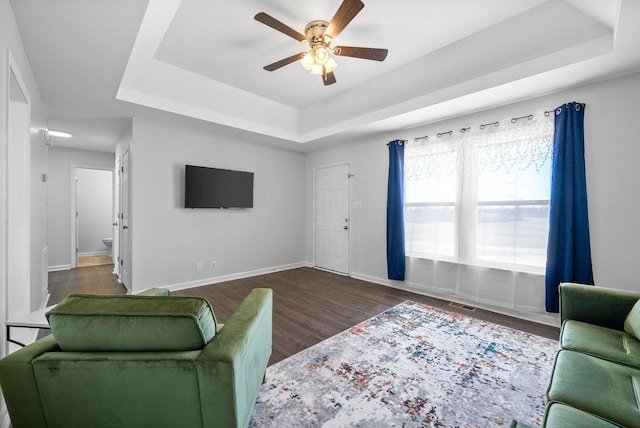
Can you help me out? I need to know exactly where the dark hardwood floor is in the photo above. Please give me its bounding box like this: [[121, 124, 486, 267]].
[[47, 264, 126, 305], [48, 266, 560, 366]]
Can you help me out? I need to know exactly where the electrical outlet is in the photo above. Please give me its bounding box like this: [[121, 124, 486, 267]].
[[211, 261, 217, 270], [196, 262, 203, 272]]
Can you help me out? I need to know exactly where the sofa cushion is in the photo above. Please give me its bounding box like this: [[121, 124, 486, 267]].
[[135, 288, 171, 297], [46, 294, 217, 352], [560, 320, 640, 368], [547, 350, 640, 428], [543, 403, 621, 428], [624, 299, 640, 339]]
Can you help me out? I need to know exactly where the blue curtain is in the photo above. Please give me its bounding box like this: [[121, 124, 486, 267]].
[[545, 102, 594, 312], [387, 140, 405, 281]]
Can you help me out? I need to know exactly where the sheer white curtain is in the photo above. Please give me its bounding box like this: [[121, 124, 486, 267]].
[[404, 112, 554, 314], [464, 114, 553, 271], [405, 135, 462, 260]]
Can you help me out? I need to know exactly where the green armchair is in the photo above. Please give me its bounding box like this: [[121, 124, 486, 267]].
[[0, 288, 272, 428]]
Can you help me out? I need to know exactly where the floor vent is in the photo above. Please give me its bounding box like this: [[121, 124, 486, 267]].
[[449, 302, 476, 311]]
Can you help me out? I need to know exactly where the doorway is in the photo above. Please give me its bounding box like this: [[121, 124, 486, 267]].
[[314, 164, 350, 274], [4, 52, 32, 352], [71, 167, 114, 269]]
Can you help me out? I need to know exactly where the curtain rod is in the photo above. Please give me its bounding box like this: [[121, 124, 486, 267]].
[[410, 109, 554, 143], [386, 139, 407, 146]]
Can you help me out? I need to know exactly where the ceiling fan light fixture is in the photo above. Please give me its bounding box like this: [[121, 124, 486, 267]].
[[256, 0, 387, 86], [315, 47, 329, 64], [301, 52, 315, 70], [302, 46, 338, 75], [310, 63, 324, 75], [325, 57, 338, 73]]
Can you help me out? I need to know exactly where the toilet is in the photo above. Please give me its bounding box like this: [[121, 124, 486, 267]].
[[102, 238, 112, 247]]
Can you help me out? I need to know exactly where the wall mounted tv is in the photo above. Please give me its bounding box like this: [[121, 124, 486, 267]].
[[184, 165, 254, 209]]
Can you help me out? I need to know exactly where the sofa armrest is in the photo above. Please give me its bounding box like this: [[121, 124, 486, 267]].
[[196, 288, 273, 428], [0, 334, 59, 428], [560, 282, 640, 330]]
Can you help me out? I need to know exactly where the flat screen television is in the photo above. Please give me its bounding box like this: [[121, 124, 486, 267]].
[[184, 165, 254, 209]]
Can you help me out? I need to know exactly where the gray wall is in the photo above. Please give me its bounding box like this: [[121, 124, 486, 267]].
[[305, 71, 640, 323], [129, 119, 306, 291], [126, 72, 640, 322]]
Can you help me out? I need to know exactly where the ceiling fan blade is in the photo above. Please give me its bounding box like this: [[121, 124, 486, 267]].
[[325, 0, 364, 40], [334, 46, 388, 61], [254, 12, 306, 42], [323, 71, 337, 86], [263, 53, 306, 71]]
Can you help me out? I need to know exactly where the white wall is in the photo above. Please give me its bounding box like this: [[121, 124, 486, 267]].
[[29, 109, 48, 310], [304, 139, 391, 279], [77, 168, 113, 255], [305, 71, 640, 323], [0, 0, 48, 423], [47, 147, 115, 269], [129, 118, 306, 292]]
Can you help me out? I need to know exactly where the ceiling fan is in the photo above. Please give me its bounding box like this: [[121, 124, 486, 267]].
[[254, 0, 388, 86]]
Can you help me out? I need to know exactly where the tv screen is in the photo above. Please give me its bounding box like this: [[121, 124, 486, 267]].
[[184, 165, 254, 209]]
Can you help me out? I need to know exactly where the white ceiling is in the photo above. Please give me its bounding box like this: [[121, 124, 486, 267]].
[[9, 0, 640, 153]]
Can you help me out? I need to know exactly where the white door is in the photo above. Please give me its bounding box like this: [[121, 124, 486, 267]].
[[120, 150, 131, 291], [113, 157, 121, 274], [315, 164, 350, 274], [73, 173, 79, 267]]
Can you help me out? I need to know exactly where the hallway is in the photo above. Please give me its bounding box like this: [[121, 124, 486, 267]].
[[47, 264, 126, 306]]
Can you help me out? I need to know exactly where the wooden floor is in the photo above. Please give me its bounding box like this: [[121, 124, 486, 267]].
[[47, 264, 126, 305], [48, 266, 559, 366], [77, 255, 114, 268]]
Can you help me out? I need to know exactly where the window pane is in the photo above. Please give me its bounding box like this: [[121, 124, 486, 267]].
[[476, 205, 549, 267], [406, 175, 456, 203], [405, 147, 458, 203], [478, 160, 551, 202], [405, 205, 455, 258], [476, 136, 552, 201]]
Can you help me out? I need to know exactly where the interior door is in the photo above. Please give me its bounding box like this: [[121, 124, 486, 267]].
[[315, 164, 350, 274], [113, 156, 121, 272], [119, 150, 131, 291], [73, 172, 79, 267]]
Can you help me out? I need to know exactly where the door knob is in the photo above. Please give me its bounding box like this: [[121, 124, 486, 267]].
[[344, 226, 349, 230], [123, 226, 128, 230]]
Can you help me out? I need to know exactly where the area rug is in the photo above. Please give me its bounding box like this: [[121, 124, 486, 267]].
[[250, 300, 558, 427]]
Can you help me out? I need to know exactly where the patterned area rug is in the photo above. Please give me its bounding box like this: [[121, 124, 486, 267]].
[[250, 300, 557, 427]]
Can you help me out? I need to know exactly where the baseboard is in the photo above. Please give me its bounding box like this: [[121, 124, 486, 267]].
[[146, 262, 308, 294], [48, 264, 71, 272], [350, 272, 560, 328]]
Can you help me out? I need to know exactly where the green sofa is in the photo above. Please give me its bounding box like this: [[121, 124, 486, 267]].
[[513, 282, 640, 427], [0, 287, 273, 428]]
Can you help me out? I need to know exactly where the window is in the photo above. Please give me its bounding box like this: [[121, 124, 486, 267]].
[[404, 113, 553, 273]]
